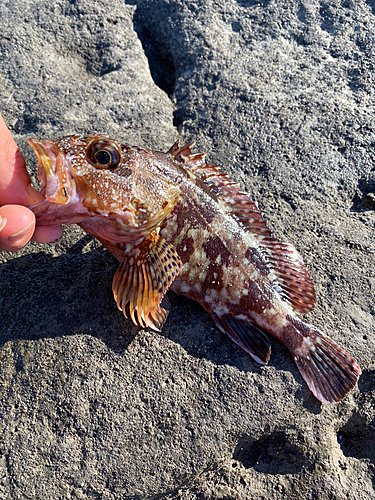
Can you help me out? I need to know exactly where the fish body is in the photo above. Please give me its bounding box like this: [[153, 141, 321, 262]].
[[28, 134, 361, 403]]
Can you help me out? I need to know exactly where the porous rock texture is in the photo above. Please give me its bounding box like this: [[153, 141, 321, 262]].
[[0, 0, 374, 498]]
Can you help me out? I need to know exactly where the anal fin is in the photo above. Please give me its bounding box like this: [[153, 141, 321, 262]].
[[112, 232, 182, 331], [211, 314, 271, 364]]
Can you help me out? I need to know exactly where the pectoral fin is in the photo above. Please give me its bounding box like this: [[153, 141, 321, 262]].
[[112, 232, 182, 331]]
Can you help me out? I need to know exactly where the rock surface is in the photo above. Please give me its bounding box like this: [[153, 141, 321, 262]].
[[0, 0, 374, 498]]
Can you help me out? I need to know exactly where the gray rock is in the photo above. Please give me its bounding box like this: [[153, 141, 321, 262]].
[[0, 0, 374, 498]]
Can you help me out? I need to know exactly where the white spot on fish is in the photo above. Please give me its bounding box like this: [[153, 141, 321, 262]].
[[275, 315, 288, 328], [204, 288, 219, 303], [303, 337, 315, 349], [235, 314, 248, 321], [180, 282, 191, 293], [268, 270, 277, 282], [198, 269, 207, 281], [214, 304, 229, 317]]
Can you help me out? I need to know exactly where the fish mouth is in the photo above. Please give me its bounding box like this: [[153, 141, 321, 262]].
[[28, 138, 75, 205]]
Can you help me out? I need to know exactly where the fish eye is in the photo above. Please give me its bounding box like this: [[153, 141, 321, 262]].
[[86, 139, 122, 170], [95, 150, 112, 165]]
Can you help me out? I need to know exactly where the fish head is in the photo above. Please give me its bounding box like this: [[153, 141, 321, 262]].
[[28, 134, 181, 242]]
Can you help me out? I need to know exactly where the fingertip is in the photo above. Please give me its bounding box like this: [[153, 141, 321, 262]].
[[0, 117, 34, 206], [0, 205, 36, 251], [27, 184, 45, 204], [32, 224, 63, 244]]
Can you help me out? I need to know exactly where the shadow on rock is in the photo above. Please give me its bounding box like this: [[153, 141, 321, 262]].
[[337, 369, 375, 487], [1, 235, 136, 355], [233, 428, 314, 475], [1, 235, 322, 405], [1, 236, 262, 373]]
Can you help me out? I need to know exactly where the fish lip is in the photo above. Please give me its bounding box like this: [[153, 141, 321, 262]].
[[28, 138, 55, 179], [28, 138, 72, 205]]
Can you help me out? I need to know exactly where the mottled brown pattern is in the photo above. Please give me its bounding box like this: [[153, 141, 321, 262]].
[[281, 315, 313, 351], [28, 134, 361, 404], [197, 236, 233, 295], [202, 236, 231, 267], [200, 259, 226, 295], [194, 201, 216, 224], [245, 247, 270, 276], [173, 200, 197, 235], [239, 281, 274, 315], [175, 236, 195, 264]]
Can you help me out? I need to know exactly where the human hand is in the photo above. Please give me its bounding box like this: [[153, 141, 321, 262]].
[[0, 112, 63, 251]]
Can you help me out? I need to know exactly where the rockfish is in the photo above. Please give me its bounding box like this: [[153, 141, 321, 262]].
[[28, 134, 361, 403]]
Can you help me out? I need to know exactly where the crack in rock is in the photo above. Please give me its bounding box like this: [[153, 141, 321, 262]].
[[129, 3, 177, 96]]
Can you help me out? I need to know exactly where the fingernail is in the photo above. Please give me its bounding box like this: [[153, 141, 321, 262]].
[[27, 184, 43, 204], [8, 220, 35, 242], [0, 215, 7, 232], [48, 235, 63, 245]]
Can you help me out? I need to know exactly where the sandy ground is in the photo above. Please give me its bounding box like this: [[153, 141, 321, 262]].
[[0, 0, 374, 498]]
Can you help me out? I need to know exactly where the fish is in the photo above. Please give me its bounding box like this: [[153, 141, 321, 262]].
[[28, 134, 361, 404]]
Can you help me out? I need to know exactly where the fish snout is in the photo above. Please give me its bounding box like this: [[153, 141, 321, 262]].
[[28, 138, 72, 205]]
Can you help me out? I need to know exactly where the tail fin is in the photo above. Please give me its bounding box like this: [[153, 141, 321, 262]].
[[292, 327, 361, 404]]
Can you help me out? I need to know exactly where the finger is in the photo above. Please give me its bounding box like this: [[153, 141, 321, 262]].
[[0, 205, 36, 251], [0, 113, 44, 205], [33, 224, 63, 244]]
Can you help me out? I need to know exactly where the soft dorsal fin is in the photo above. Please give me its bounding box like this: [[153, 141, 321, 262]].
[[168, 142, 316, 315], [259, 238, 316, 314]]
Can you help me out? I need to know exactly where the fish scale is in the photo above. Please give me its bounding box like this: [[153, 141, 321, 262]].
[[28, 134, 361, 404]]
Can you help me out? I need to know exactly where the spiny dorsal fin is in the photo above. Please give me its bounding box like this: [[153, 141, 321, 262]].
[[166, 141, 180, 156], [168, 142, 316, 315], [167, 141, 201, 164], [168, 142, 270, 237], [206, 176, 271, 237]]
